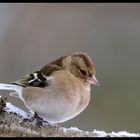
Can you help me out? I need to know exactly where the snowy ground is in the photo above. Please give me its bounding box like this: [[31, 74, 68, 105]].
[[5, 102, 140, 137]]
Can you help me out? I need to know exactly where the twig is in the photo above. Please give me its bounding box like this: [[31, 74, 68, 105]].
[[0, 96, 139, 137]]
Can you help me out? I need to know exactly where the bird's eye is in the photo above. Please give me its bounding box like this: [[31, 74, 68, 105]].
[[88, 73, 92, 77], [80, 69, 87, 76]]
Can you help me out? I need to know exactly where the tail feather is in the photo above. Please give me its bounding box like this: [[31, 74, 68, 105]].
[[0, 83, 22, 93]]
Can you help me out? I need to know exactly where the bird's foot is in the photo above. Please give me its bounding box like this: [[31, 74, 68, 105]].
[[33, 112, 44, 125], [28, 112, 49, 127], [23, 112, 60, 128]]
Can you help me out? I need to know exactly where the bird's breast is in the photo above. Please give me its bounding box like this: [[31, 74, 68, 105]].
[[21, 71, 91, 123]]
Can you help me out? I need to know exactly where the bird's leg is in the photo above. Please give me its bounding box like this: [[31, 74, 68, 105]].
[[23, 112, 58, 128], [33, 112, 44, 125], [23, 112, 43, 124], [23, 112, 50, 127], [33, 113, 62, 128]]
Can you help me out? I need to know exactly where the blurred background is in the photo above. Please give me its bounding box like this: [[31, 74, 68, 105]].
[[0, 3, 140, 133]]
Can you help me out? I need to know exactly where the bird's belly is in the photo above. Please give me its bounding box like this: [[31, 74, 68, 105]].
[[30, 93, 90, 124], [21, 81, 90, 124]]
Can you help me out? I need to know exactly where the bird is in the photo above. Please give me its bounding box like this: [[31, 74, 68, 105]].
[[0, 52, 99, 125]]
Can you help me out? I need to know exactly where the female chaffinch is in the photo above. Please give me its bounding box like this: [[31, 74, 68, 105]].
[[0, 52, 99, 125]]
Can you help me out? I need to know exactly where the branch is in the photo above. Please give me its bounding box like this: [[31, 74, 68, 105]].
[[0, 96, 139, 137]]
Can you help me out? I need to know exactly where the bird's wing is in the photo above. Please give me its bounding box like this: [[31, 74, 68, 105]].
[[11, 65, 62, 88]]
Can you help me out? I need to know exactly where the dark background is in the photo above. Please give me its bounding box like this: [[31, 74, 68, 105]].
[[0, 3, 140, 133]]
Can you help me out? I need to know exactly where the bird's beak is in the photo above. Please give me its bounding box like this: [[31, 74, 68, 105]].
[[87, 75, 100, 86]]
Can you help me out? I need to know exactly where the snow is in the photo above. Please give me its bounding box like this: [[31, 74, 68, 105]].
[[60, 127, 82, 133], [4, 102, 140, 137], [109, 131, 140, 137], [92, 129, 108, 137], [5, 102, 30, 118], [92, 129, 140, 137], [61, 127, 140, 137]]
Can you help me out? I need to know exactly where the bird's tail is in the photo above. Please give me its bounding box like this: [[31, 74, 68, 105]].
[[0, 83, 22, 94]]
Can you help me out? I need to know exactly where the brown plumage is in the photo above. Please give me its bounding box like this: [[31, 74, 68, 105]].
[[0, 52, 99, 125]]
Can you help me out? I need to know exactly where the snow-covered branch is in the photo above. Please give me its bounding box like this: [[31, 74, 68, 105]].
[[0, 96, 139, 137]]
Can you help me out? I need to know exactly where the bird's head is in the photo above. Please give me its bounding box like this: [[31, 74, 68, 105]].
[[62, 52, 100, 86]]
